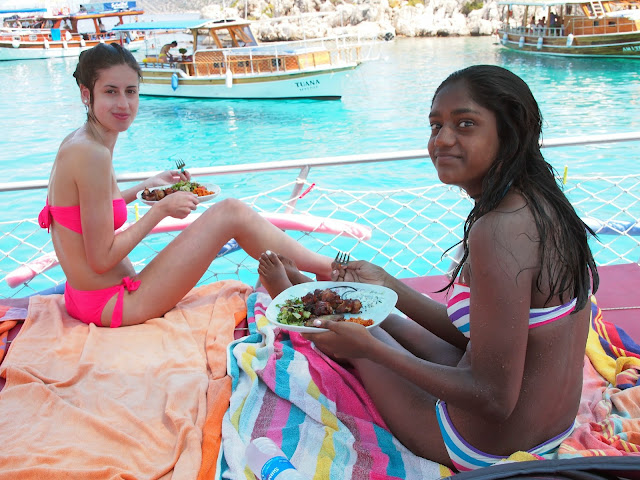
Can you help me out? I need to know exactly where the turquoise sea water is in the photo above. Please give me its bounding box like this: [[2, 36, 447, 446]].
[[1, 36, 639, 229]]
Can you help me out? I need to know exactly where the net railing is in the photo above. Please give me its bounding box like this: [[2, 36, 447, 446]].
[[0, 150, 638, 299]]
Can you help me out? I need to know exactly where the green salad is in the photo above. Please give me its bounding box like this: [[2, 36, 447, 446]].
[[171, 181, 204, 192], [276, 298, 312, 325]]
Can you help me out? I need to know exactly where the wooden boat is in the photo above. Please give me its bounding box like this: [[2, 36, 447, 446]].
[[497, 0, 640, 57], [112, 18, 387, 99], [0, 1, 146, 61]]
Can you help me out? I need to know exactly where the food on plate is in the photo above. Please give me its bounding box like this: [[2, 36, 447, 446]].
[[140, 181, 215, 202], [345, 317, 374, 327], [276, 288, 371, 328]]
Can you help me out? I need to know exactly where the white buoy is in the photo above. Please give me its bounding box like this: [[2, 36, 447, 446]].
[[519, 36, 525, 48], [537, 37, 543, 49], [566, 33, 574, 47], [226, 68, 233, 88]]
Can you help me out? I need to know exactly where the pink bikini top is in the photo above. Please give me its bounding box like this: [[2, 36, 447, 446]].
[[38, 198, 128, 234]]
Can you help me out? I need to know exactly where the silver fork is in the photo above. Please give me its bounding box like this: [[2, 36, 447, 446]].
[[334, 251, 350, 267], [174, 158, 186, 173]]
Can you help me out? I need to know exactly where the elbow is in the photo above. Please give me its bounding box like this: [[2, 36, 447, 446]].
[[476, 390, 519, 422], [86, 255, 113, 275]]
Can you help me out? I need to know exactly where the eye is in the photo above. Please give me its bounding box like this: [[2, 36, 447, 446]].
[[458, 120, 474, 128], [429, 122, 441, 132]]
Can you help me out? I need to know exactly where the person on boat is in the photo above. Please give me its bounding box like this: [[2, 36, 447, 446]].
[[258, 65, 599, 472], [38, 43, 334, 329], [159, 40, 177, 62]]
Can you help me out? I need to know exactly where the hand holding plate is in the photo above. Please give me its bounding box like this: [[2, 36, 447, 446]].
[[302, 319, 374, 360], [152, 190, 197, 219]]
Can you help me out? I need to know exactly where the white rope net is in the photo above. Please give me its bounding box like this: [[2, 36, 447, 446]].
[[1, 174, 638, 299]]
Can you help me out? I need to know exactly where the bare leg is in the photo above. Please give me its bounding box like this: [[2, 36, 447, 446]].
[[350, 327, 453, 467], [381, 314, 465, 366], [104, 198, 333, 326], [258, 251, 293, 298]]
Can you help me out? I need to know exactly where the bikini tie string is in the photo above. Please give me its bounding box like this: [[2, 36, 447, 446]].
[[122, 276, 141, 292], [38, 205, 52, 233]]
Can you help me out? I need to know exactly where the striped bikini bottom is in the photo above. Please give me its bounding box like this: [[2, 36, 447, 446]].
[[435, 399, 575, 472]]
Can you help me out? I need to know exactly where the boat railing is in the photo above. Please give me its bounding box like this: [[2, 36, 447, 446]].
[[182, 34, 380, 77], [503, 25, 565, 37], [1, 132, 639, 299]]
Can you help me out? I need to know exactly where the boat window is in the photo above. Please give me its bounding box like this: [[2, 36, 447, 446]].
[[241, 26, 258, 46]]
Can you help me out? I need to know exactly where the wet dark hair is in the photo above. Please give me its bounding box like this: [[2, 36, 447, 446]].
[[73, 42, 141, 104], [436, 65, 598, 309]]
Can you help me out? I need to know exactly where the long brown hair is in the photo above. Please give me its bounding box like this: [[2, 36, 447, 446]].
[[436, 65, 598, 309]]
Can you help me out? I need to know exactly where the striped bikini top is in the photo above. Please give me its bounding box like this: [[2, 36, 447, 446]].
[[446, 283, 577, 338]]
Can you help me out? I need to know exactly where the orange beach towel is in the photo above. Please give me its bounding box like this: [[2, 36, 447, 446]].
[[0, 280, 251, 479]]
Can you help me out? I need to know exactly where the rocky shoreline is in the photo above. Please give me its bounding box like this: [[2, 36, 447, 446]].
[[140, 0, 505, 41]]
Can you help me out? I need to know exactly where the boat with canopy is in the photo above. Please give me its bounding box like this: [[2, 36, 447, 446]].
[[497, 0, 640, 57], [0, 1, 146, 61], [112, 18, 389, 99]]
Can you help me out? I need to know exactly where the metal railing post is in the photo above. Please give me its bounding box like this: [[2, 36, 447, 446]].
[[285, 165, 311, 213]]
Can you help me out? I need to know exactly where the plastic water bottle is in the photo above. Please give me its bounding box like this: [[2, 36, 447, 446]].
[[246, 437, 307, 480]]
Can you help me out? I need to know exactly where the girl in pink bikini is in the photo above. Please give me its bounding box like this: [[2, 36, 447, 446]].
[[38, 43, 333, 329], [260, 65, 600, 472]]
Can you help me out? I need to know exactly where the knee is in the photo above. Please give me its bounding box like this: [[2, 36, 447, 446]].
[[204, 197, 252, 225]]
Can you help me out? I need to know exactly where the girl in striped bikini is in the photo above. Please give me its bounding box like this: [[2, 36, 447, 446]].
[[303, 65, 599, 472]]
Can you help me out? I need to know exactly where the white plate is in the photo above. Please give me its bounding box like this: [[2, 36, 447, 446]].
[[265, 281, 398, 333], [136, 183, 221, 206]]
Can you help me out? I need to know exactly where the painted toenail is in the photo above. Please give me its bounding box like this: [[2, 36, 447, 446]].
[[266, 250, 272, 255]]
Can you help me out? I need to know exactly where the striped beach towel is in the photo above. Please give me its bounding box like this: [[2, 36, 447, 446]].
[[557, 296, 640, 458], [220, 291, 453, 479]]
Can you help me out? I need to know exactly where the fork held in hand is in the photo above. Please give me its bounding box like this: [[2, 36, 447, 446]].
[[334, 251, 350, 267], [174, 158, 186, 173]]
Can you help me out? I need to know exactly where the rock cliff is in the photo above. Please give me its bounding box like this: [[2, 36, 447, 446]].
[[138, 0, 504, 40]]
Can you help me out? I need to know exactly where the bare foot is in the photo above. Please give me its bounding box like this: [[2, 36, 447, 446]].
[[277, 254, 314, 285], [258, 251, 294, 298]]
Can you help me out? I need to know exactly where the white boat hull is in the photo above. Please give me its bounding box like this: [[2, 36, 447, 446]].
[[140, 65, 356, 99], [0, 39, 145, 61]]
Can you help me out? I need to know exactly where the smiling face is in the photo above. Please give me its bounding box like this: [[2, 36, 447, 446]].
[[81, 63, 139, 134], [428, 81, 500, 199]]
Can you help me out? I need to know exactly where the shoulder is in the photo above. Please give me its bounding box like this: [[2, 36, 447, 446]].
[[58, 131, 110, 169], [56, 131, 112, 185], [471, 192, 536, 242], [468, 191, 540, 277]]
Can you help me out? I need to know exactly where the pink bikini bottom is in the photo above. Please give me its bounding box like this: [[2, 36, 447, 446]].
[[64, 277, 141, 328]]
